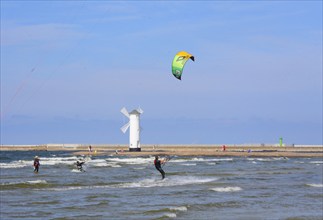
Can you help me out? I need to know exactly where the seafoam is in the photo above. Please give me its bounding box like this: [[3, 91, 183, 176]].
[[210, 186, 242, 192]]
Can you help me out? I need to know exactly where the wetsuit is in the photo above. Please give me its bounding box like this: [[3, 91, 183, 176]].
[[76, 161, 84, 171], [34, 159, 40, 173], [154, 158, 165, 179]]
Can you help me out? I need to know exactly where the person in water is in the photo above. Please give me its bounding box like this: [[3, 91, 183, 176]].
[[76, 160, 85, 171], [154, 156, 166, 179], [33, 156, 40, 173]]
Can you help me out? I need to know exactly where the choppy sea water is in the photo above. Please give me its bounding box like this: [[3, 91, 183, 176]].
[[0, 151, 322, 220]]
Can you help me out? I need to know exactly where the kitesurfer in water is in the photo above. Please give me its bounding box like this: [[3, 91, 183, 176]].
[[33, 156, 40, 173], [154, 156, 166, 179], [76, 160, 85, 171]]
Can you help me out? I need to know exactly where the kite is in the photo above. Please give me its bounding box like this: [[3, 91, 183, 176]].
[[171, 51, 194, 80]]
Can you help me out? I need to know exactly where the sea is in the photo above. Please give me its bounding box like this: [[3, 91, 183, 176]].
[[0, 151, 322, 220]]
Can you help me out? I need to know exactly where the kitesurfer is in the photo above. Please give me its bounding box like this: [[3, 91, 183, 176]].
[[33, 156, 40, 173], [154, 156, 166, 179], [76, 160, 85, 171]]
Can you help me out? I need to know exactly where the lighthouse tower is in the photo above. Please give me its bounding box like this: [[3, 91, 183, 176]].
[[120, 107, 143, 152]]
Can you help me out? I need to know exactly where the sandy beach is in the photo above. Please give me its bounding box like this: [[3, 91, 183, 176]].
[[1, 144, 322, 158]]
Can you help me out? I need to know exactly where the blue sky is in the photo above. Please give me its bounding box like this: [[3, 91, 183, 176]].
[[1, 1, 322, 145]]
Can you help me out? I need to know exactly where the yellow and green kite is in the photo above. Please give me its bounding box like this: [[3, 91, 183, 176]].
[[171, 51, 194, 80]]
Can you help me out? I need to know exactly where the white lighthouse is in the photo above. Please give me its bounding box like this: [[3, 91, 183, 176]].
[[120, 107, 143, 152]]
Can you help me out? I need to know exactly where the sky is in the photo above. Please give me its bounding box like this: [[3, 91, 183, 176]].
[[1, 1, 322, 145]]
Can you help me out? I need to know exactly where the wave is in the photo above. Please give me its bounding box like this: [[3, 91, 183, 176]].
[[71, 169, 83, 173], [306, 184, 323, 188], [0, 156, 236, 169], [179, 163, 197, 166], [106, 163, 122, 168], [40, 156, 79, 166], [27, 180, 47, 184], [118, 176, 217, 188], [190, 157, 233, 162], [0, 156, 80, 169], [210, 186, 242, 192], [143, 206, 187, 219], [169, 206, 188, 212], [45, 176, 217, 191], [0, 162, 27, 169], [44, 186, 85, 191], [87, 159, 109, 167], [69, 158, 122, 168], [145, 206, 188, 214], [247, 158, 276, 162], [171, 157, 233, 163], [104, 156, 219, 167], [309, 161, 323, 164], [1, 179, 48, 190], [0, 155, 106, 169], [1, 179, 48, 185], [106, 157, 152, 165], [163, 213, 177, 218]]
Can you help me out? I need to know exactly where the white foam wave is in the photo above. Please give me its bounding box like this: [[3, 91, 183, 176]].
[[107, 157, 152, 165], [48, 186, 85, 191], [71, 169, 82, 173], [40, 156, 78, 165], [45, 183, 122, 191], [88, 157, 152, 167], [0, 162, 27, 169], [309, 161, 323, 164], [2, 179, 47, 186], [118, 176, 217, 188], [210, 186, 242, 192], [269, 157, 289, 161], [171, 158, 233, 163], [180, 163, 197, 166], [106, 163, 122, 168], [45, 176, 217, 192], [93, 162, 109, 167], [26, 180, 47, 184], [0, 156, 86, 168], [170, 206, 188, 212], [306, 184, 323, 188], [87, 159, 109, 167], [193, 157, 233, 162], [163, 213, 177, 218], [250, 158, 274, 162]]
